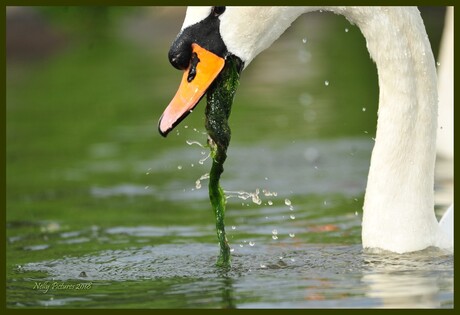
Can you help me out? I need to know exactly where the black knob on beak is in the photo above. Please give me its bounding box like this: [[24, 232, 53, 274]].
[[168, 37, 192, 70]]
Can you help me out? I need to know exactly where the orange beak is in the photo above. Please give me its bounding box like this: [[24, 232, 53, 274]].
[[159, 43, 225, 137]]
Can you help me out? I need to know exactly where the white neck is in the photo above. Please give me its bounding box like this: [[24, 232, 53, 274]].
[[245, 7, 443, 252], [338, 7, 441, 252], [319, 7, 443, 252]]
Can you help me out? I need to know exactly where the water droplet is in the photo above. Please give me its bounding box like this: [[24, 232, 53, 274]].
[[355, 211, 359, 216], [272, 229, 278, 235], [144, 186, 149, 190], [239, 244, 244, 248], [264, 177, 269, 180], [263, 189, 277, 197], [199, 152, 211, 165], [284, 199, 291, 206], [289, 206, 294, 211], [289, 233, 295, 238], [186, 140, 205, 148], [364, 130, 368, 134], [324, 80, 329, 86], [260, 264, 266, 268], [362, 107, 366, 112], [279, 256, 283, 260], [230, 248, 234, 252], [268, 201, 273, 206], [252, 193, 262, 205], [231, 226, 236, 230], [249, 241, 255, 246], [191, 163, 194, 167], [184, 125, 188, 129], [436, 61, 441, 66], [290, 258, 296, 262], [323, 200, 328, 206], [195, 173, 209, 189], [302, 37, 307, 44], [272, 235, 278, 240], [345, 28, 349, 32], [290, 215, 296, 220]]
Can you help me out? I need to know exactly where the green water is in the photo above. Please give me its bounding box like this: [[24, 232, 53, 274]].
[[6, 7, 452, 308]]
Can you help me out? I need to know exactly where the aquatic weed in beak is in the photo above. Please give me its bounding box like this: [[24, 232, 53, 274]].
[[205, 56, 241, 268]]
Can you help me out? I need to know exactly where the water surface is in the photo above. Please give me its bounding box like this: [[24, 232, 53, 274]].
[[6, 7, 452, 308]]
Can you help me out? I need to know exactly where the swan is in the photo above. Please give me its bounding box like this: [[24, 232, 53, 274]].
[[158, 6, 453, 254]]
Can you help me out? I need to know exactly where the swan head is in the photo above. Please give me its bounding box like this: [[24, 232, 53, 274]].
[[158, 6, 289, 136]]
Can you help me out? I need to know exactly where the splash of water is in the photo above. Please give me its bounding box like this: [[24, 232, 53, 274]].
[[224, 189, 262, 205], [195, 173, 210, 190], [186, 140, 206, 148]]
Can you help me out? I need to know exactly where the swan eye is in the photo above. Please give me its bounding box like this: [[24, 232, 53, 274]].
[[212, 6, 226, 16]]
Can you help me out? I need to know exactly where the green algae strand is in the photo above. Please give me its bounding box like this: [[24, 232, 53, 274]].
[[205, 57, 241, 268]]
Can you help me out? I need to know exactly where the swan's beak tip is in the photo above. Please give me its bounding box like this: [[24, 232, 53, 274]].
[[158, 115, 169, 137]]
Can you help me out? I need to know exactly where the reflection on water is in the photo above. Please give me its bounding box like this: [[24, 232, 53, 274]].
[[362, 272, 449, 308], [360, 249, 453, 308]]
